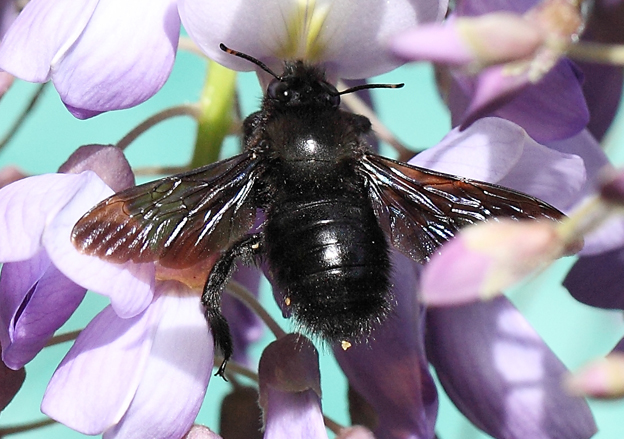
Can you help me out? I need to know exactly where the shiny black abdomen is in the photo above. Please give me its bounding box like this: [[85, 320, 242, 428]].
[[265, 188, 391, 342]]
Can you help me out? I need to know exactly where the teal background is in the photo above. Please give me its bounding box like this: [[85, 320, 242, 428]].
[[0, 46, 624, 439]]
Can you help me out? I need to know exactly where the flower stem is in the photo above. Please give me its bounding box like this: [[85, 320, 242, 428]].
[[556, 196, 616, 244], [45, 329, 81, 347], [338, 80, 414, 160], [226, 280, 286, 339], [178, 37, 208, 59], [568, 41, 624, 65], [116, 104, 201, 151], [0, 418, 56, 436], [0, 83, 46, 152], [132, 165, 190, 176], [190, 62, 237, 168]]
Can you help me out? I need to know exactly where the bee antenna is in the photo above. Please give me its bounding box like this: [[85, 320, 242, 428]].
[[338, 82, 404, 96], [219, 43, 282, 81]]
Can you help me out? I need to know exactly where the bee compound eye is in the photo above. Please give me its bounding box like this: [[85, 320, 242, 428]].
[[268, 80, 291, 102]]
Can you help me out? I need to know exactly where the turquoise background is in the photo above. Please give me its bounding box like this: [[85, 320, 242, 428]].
[[1, 46, 624, 438]]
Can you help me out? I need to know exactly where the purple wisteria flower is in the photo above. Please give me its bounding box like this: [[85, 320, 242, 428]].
[[336, 250, 597, 439], [0, 0, 448, 118], [0, 145, 154, 370], [179, 0, 448, 83], [0, 145, 221, 438], [334, 117, 597, 439], [42, 280, 213, 439], [0, 0, 17, 97], [258, 333, 327, 439], [0, 0, 181, 118], [391, 0, 589, 142]]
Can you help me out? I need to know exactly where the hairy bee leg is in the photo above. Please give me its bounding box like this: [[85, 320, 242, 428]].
[[202, 233, 264, 378]]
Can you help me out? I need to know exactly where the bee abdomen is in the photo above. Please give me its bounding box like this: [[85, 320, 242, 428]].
[[266, 195, 392, 342]]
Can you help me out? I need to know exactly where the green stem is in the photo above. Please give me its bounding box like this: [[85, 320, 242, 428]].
[[190, 62, 237, 168]]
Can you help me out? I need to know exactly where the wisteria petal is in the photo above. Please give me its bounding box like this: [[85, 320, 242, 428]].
[[421, 221, 563, 306], [259, 334, 326, 438], [263, 388, 327, 439], [180, 0, 447, 79], [336, 426, 375, 439], [0, 0, 99, 82], [51, 0, 180, 117], [0, 0, 17, 38], [335, 252, 438, 439], [105, 284, 213, 439], [566, 352, 624, 399], [0, 71, 13, 98], [392, 14, 543, 69], [563, 247, 624, 310], [455, 0, 538, 16], [0, 252, 85, 369], [471, 60, 588, 142], [0, 173, 97, 262], [42, 301, 162, 434], [391, 20, 474, 66], [409, 117, 585, 208], [58, 145, 135, 193], [184, 425, 224, 439], [426, 296, 597, 439], [577, 60, 624, 141], [41, 172, 154, 317], [546, 130, 624, 254]]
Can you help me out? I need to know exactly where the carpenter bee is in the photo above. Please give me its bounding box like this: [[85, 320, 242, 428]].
[[72, 44, 562, 376]]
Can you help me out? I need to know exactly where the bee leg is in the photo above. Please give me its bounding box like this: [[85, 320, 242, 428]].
[[201, 233, 264, 378]]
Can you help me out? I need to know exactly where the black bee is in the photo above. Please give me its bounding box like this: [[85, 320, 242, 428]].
[[72, 44, 562, 376]]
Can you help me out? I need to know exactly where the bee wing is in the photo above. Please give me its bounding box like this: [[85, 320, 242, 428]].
[[72, 153, 264, 269], [358, 153, 563, 263]]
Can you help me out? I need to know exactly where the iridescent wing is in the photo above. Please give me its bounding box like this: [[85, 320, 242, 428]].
[[358, 153, 563, 263], [72, 153, 264, 269]]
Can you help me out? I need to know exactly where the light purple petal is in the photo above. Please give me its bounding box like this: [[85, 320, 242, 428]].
[[0, 252, 85, 369], [104, 283, 213, 439], [58, 145, 135, 193], [409, 117, 586, 209], [547, 130, 624, 254], [42, 300, 162, 434], [52, 0, 180, 117], [334, 252, 438, 439], [258, 334, 325, 438], [0, 71, 13, 98], [41, 172, 155, 317], [263, 389, 327, 439], [180, 0, 447, 79], [336, 426, 375, 439], [0, 0, 17, 38], [0, 173, 98, 262], [392, 14, 543, 69], [489, 60, 589, 143], [0, 166, 26, 188], [426, 296, 597, 439], [450, 60, 588, 143], [455, 0, 538, 16], [577, 60, 623, 141], [391, 20, 475, 66], [563, 247, 624, 310], [183, 425, 223, 439], [0, 0, 98, 82], [421, 221, 561, 306]]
